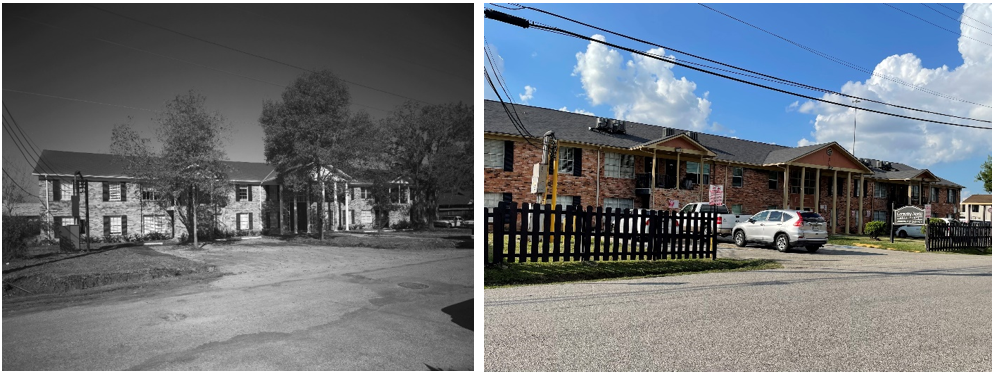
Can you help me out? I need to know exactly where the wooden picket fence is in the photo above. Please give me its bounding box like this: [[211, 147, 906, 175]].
[[483, 202, 716, 265], [925, 221, 992, 251]]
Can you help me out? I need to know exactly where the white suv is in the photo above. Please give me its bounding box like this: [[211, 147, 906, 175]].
[[732, 210, 828, 252]]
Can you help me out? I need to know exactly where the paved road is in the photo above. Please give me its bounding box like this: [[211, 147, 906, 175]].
[[485, 243, 991, 372], [3, 240, 473, 370]]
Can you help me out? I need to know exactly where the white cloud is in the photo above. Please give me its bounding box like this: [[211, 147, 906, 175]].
[[519, 85, 536, 103], [786, 101, 800, 112], [558, 106, 595, 116], [572, 34, 715, 131], [792, 3, 992, 167], [798, 138, 813, 147]]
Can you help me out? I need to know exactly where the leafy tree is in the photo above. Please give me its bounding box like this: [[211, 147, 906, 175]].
[[110, 91, 231, 246], [976, 155, 991, 193], [379, 101, 472, 228], [259, 69, 370, 239]]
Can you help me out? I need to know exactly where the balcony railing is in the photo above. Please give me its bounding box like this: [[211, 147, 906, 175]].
[[635, 173, 691, 191]]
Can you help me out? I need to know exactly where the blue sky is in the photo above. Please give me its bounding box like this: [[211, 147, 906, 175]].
[[484, 3, 992, 198], [3, 4, 471, 200]]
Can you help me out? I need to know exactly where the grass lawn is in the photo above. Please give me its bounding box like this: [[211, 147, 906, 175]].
[[485, 258, 781, 287], [285, 230, 472, 250], [828, 235, 990, 255]]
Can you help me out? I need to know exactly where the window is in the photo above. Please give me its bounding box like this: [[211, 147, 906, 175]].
[[604, 197, 634, 210], [768, 172, 778, 190], [767, 212, 783, 222], [558, 147, 574, 174], [109, 183, 121, 201], [390, 187, 409, 204], [806, 174, 816, 195], [484, 139, 504, 169], [790, 171, 815, 195], [873, 211, 887, 222], [604, 153, 635, 179], [972, 205, 980, 212], [237, 185, 249, 201], [931, 187, 939, 203], [686, 162, 710, 185], [732, 167, 743, 188], [61, 182, 74, 201], [555, 195, 578, 208], [852, 179, 861, 197], [947, 189, 955, 203], [875, 182, 888, 198], [911, 185, 920, 202], [143, 215, 167, 234], [56, 217, 77, 226], [483, 192, 503, 209], [238, 213, 250, 230], [750, 211, 768, 222], [142, 188, 160, 201], [360, 210, 373, 224], [731, 204, 743, 215], [355, 187, 371, 200], [110, 217, 122, 235]]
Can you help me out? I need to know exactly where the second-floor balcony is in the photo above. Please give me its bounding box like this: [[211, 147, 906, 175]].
[[635, 173, 695, 195]]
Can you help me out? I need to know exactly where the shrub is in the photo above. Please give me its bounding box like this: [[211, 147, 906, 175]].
[[864, 221, 886, 238], [3, 215, 39, 261], [922, 218, 947, 235], [391, 220, 411, 230]]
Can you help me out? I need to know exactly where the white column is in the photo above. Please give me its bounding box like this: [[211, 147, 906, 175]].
[[344, 183, 350, 231]]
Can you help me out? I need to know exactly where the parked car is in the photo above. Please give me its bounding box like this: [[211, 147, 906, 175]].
[[677, 202, 752, 238], [460, 218, 474, 228], [434, 216, 462, 228], [894, 224, 924, 238], [732, 210, 828, 252]]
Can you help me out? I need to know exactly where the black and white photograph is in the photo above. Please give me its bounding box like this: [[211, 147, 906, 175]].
[[3, 3, 473, 371]]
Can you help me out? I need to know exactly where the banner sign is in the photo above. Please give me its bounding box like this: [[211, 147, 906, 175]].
[[893, 205, 925, 225], [708, 185, 724, 206]]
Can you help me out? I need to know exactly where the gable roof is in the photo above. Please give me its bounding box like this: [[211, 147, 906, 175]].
[[963, 194, 992, 204], [32, 150, 275, 182], [485, 100, 961, 186]]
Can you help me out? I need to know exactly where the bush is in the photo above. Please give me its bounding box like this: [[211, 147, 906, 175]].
[[391, 220, 411, 230], [922, 218, 947, 235], [3, 215, 38, 261], [864, 221, 886, 238]]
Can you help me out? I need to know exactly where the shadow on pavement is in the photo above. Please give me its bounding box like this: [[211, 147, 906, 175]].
[[441, 298, 473, 331]]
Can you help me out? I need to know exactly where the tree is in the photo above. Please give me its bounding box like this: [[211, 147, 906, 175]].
[[259, 69, 369, 239], [976, 155, 991, 193], [380, 101, 472, 228], [110, 91, 231, 247]]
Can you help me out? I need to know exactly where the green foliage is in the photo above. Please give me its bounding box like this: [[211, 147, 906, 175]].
[[921, 217, 947, 234], [976, 155, 991, 193], [485, 258, 782, 287], [864, 220, 886, 238], [391, 220, 411, 230], [3, 215, 38, 261]]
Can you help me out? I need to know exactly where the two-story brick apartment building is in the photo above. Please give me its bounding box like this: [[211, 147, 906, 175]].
[[32, 150, 410, 240], [484, 100, 963, 234]]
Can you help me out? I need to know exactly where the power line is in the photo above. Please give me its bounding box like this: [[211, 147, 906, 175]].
[[485, 9, 992, 130], [483, 35, 539, 147], [506, 4, 992, 124], [937, 3, 991, 29], [2, 119, 52, 179], [921, 4, 991, 35], [695, 3, 991, 109], [4, 103, 63, 176], [3, 168, 41, 200], [87, 5, 432, 106], [883, 3, 991, 46]]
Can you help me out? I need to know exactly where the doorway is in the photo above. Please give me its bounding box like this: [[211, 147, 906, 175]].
[[297, 202, 308, 233]]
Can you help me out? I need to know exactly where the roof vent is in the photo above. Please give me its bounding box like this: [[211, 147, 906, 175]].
[[592, 117, 626, 134]]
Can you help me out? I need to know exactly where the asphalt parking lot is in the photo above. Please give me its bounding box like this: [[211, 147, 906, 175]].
[[485, 242, 992, 372]]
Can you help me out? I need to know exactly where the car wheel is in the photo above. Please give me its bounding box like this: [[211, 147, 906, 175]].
[[734, 230, 746, 247], [898, 230, 907, 238], [775, 234, 790, 253], [805, 244, 820, 253]]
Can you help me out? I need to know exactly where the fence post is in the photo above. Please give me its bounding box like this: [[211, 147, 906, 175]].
[[507, 202, 518, 263], [495, 202, 507, 265]]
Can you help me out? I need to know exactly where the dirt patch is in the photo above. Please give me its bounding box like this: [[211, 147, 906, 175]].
[[3, 245, 219, 297]]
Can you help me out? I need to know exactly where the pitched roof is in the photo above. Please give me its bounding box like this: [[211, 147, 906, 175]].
[[32, 150, 275, 182], [485, 100, 962, 186], [963, 194, 992, 204]]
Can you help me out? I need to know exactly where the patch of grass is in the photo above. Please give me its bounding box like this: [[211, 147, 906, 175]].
[[828, 235, 989, 255], [288, 231, 471, 250], [485, 258, 781, 287]]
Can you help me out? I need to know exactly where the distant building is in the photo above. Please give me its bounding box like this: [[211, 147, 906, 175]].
[[484, 100, 964, 234], [960, 194, 992, 223], [31, 150, 410, 239]]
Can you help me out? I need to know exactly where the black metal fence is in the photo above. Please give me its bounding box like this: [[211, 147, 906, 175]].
[[484, 202, 717, 265], [925, 221, 992, 251]]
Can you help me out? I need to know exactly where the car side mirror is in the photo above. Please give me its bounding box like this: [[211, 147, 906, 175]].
[[748, 219, 755, 223]]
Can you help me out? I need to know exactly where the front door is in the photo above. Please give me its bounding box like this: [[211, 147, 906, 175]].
[[297, 202, 308, 233]]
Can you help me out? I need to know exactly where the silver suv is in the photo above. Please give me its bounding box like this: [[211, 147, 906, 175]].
[[732, 210, 828, 252]]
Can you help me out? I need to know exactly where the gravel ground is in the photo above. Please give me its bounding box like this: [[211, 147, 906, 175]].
[[485, 243, 992, 372]]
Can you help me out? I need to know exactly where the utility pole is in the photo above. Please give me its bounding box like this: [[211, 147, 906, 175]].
[[852, 99, 860, 155]]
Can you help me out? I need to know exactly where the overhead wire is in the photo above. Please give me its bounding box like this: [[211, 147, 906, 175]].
[[883, 3, 991, 46], [3, 168, 41, 200], [937, 3, 991, 29], [921, 4, 991, 35], [484, 9, 992, 130], [483, 36, 540, 147], [4, 103, 63, 176], [695, 3, 991, 109], [505, 3, 992, 123], [87, 5, 432, 106]]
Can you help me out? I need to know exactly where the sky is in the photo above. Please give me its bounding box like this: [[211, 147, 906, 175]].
[[484, 3, 992, 199], [3, 3, 472, 200]]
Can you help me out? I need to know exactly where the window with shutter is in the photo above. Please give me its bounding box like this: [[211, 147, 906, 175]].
[[484, 139, 504, 169], [109, 183, 121, 201], [110, 216, 122, 235]]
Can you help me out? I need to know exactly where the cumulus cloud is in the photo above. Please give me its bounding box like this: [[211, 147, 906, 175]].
[[519, 85, 536, 103], [572, 34, 715, 131], [558, 106, 595, 116], [791, 3, 992, 167]]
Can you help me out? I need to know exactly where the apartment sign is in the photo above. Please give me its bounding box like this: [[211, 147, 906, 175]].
[[893, 206, 925, 225], [709, 185, 724, 206]]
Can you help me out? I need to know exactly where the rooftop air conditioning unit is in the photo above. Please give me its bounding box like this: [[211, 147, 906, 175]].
[[611, 119, 626, 134], [663, 127, 676, 138], [685, 131, 699, 142], [594, 117, 609, 131]]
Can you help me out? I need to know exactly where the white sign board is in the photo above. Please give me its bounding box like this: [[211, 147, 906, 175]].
[[893, 206, 925, 225], [667, 199, 680, 209], [924, 204, 932, 218], [708, 185, 724, 206], [530, 163, 547, 194]]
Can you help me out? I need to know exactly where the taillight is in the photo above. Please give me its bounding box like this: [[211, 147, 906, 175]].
[[716, 217, 723, 225], [794, 212, 803, 227]]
